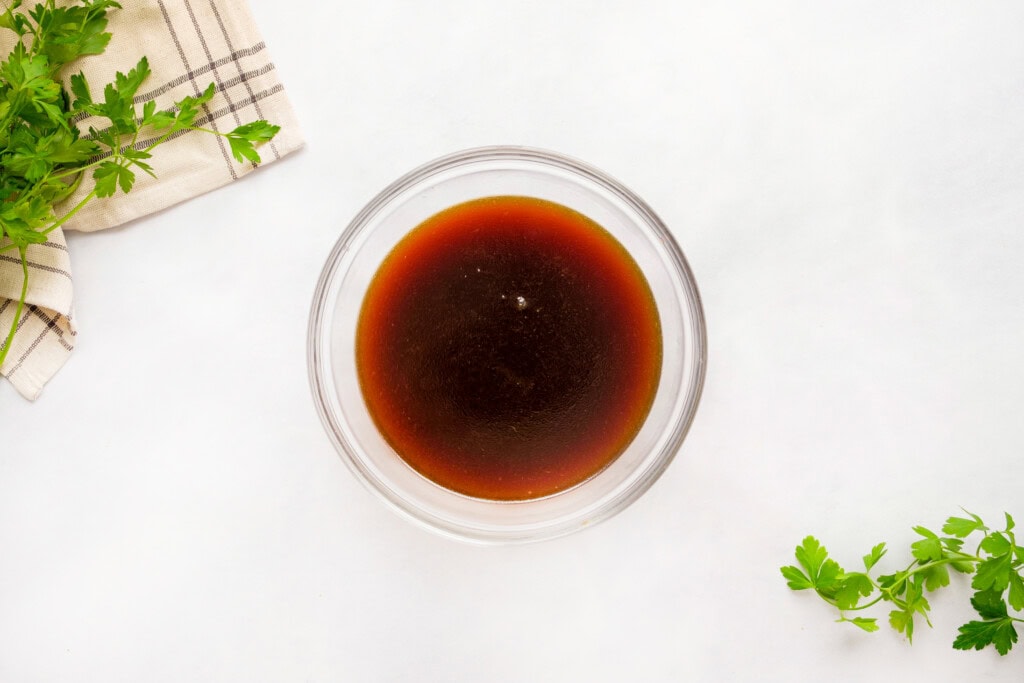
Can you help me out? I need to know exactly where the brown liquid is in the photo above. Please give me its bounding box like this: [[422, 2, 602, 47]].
[[356, 196, 662, 500]]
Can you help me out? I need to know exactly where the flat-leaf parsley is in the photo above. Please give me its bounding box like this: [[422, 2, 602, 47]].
[[782, 510, 1024, 656], [0, 0, 279, 368]]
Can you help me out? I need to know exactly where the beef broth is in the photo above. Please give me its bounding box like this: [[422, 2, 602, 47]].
[[356, 196, 662, 500]]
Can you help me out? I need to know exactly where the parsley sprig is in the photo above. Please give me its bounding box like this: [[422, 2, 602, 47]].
[[782, 510, 1024, 656], [0, 0, 279, 369]]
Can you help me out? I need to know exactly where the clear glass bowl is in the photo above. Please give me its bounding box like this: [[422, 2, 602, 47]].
[[308, 146, 706, 544]]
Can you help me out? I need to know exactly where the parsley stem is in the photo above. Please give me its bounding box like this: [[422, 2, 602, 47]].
[[50, 163, 101, 181], [841, 595, 886, 611], [911, 555, 979, 573], [142, 128, 180, 154], [878, 554, 979, 600], [0, 248, 29, 369], [184, 126, 226, 137], [42, 190, 97, 235], [904, 555, 977, 580]]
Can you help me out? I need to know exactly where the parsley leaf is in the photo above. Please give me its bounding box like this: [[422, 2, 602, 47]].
[[93, 161, 134, 197], [226, 120, 280, 164], [834, 572, 873, 610], [973, 552, 1013, 593], [910, 526, 943, 563], [889, 608, 915, 642], [953, 593, 1019, 657], [781, 536, 843, 593], [920, 564, 950, 592], [780, 565, 813, 591], [981, 532, 1011, 557], [1009, 571, 1024, 612], [843, 617, 880, 633], [943, 511, 988, 538], [953, 620, 1019, 656], [863, 543, 886, 571]]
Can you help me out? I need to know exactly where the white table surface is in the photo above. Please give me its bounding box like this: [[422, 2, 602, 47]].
[[3, 1, 1024, 681]]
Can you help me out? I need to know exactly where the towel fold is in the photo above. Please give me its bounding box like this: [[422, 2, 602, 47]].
[[0, 0, 303, 400]]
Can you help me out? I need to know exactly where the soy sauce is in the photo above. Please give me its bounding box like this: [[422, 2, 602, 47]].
[[356, 196, 662, 500]]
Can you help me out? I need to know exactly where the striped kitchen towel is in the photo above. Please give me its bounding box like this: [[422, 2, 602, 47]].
[[0, 0, 303, 400]]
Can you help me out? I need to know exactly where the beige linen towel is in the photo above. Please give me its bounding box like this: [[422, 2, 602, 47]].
[[0, 0, 303, 400]]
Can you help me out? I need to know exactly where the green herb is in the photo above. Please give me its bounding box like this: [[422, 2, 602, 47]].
[[781, 510, 1024, 655], [0, 0, 279, 368]]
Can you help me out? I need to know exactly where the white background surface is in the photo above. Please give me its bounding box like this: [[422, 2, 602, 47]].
[[3, 1, 1024, 681]]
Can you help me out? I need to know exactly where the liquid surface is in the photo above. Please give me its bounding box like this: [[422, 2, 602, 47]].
[[356, 196, 662, 500]]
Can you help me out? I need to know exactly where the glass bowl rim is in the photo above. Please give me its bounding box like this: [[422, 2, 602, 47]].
[[307, 145, 707, 544]]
